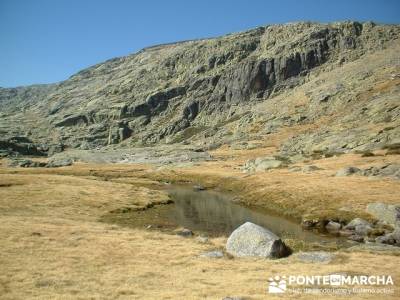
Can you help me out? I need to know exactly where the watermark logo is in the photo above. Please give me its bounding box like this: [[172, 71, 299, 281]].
[[267, 274, 394, 295], [329, 274, 342, 286], [268, 276, 287, 293]]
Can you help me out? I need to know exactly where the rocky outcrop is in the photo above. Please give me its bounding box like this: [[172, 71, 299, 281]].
[[46, 158, 73, 168], [7, 159, 47, 168], [361, 164, 400, 180], [0, 21, 399, 154], [54, 114, 89, 127], [7, 157, 73, 168], [0, 137, 47, 157], [335, 165, 400, 179]]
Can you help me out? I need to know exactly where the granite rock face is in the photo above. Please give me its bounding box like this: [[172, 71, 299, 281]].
[[0, 21, 399, 157], [0, 137, 47, 157]]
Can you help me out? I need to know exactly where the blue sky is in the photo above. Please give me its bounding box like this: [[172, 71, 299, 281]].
[[1, 0, 399, 87]]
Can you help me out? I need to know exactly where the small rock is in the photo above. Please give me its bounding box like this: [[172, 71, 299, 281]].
[[302, 165, 322, 173], [325, 221, 341, 233], [31, 232, 42, 236], [255, 157, 283, 171], [200, 250, 224, 258], [176, 228, 193, 237], [375, 228, 400, 246], [335, 166, 360, 177], [196, 236, 209, 243], [375, 235, 394, 245], [288, 166, 302, 172], [354, 224, 373, 236], [288, 154, 306, 163], [344, 218, 371, 230], [295, 251, 335, 264], [300, 215, 328, 230], [193, 184, 205, 191], [301, 218, 316, 229], [242, 156, 285, 172]]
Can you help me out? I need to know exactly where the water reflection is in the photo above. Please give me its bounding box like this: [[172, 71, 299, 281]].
[[168, 188, 328, 242], [101, 186, 347, 247]]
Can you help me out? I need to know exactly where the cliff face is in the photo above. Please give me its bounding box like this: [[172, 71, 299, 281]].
[[1, 21, 399, 157]]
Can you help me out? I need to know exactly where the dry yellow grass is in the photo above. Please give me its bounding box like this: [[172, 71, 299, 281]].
[[0, 155, 399, 299], [1, 216, 400, 300]]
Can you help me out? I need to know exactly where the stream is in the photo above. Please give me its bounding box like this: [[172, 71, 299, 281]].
[[101, 186, 350, 250]]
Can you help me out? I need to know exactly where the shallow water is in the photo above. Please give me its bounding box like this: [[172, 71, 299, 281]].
[[101, 186, 349, 248]]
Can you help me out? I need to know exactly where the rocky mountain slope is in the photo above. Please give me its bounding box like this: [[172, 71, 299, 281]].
[[1, 21, 399, 158]]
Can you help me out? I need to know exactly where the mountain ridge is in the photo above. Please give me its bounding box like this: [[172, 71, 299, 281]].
[[1, 20, 399, 159]]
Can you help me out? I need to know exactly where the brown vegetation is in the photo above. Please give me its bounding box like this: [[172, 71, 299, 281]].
[[0, 151, 399, 299]]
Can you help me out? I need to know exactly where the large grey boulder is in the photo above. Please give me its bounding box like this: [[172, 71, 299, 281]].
[[366, 203, 400, 227], [226, 222, 291, 258]]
